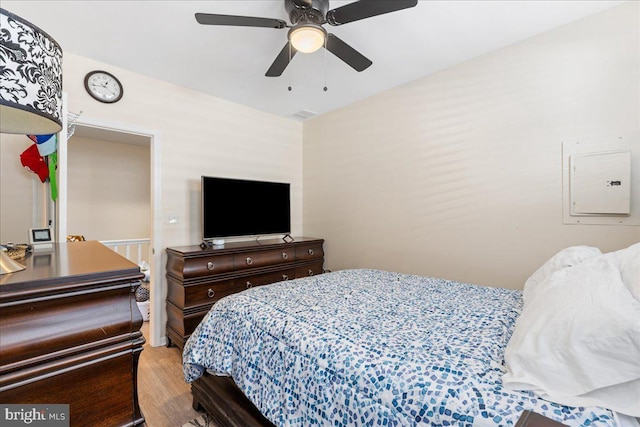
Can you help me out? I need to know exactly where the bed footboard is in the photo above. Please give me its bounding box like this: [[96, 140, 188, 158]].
[[191, 373, 276, 427]]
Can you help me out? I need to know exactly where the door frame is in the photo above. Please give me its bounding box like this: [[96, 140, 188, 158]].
[[57, 109, 165, 346]]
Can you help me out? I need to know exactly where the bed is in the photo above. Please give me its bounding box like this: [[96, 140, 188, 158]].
[[183, 244, 640, 427]]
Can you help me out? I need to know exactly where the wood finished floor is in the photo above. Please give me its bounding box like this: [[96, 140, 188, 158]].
[[138, 322, 205, 427]]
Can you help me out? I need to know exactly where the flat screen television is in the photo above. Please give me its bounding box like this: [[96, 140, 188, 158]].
[[202, 176, 291, 241]]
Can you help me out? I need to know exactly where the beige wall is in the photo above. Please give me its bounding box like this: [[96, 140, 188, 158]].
[[303, 2, 640, 289], [57, 53, 304, 247], [67, 136, 150, 241]]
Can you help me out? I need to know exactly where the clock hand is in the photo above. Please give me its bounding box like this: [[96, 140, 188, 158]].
[[95, 83, 115, 96]]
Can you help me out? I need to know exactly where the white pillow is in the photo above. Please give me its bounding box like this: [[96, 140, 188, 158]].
[[608, 242, 640, 302], [504, 255, 640, 416], [523, 245, 602, 302]]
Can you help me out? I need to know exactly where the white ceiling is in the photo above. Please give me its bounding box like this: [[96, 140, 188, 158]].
[[3, 1, 627, 121]]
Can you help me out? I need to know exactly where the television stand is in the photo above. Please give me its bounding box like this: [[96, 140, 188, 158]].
[[165, 237, 325, 350]]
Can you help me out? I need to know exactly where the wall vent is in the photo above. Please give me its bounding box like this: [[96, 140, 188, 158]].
[[289, 109, 318, 121]]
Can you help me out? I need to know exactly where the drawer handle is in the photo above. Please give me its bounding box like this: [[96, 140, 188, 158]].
[[308, 269, 314, 276], [246, 281, 253, 289], [282, 274, 289, 280], [282, 252, 288, 260], [207, 288, 215, 298], [246, 257, 253, 265], [308, 249, 314, 256], [207, 261, 215, 271]]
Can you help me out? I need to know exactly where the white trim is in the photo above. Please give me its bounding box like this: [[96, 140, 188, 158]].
[[100, 238, 151, 265], [56, 93, 68, 241], [59, 115, 165, 347], [149, 128, 164, 347]]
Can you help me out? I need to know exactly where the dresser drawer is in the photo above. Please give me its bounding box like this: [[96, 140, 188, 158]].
[[234, 248, 295, 271], [295, 261, 324, 278], [184, 279, 244, 308], [167, 302, 210, 338], [295, 242, 324, 262], [239, 268, 296, 290], [181, 254, 235, 279], [0, 286, 135, 369]]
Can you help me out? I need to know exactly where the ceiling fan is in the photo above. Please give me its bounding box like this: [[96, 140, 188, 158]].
[[195, 0, 418, 77]]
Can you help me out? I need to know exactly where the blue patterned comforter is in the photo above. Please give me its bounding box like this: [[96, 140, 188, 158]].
[[183, 269, 617, 427]]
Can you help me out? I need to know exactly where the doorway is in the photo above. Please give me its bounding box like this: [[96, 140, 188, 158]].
[[57, 113, 164, 346]]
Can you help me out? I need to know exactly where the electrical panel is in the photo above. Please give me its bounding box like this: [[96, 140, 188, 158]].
[[570, 150, 631, 216]]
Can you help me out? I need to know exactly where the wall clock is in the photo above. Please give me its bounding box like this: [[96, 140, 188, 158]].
[[84, 70, 123, 103]]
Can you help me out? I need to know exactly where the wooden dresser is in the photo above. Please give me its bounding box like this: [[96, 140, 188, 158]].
[[0, 241, 145, 427], [165, 237, 324, 350], [515, 411, 568, 427]]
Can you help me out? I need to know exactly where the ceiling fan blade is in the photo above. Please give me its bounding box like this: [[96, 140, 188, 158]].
[[326, 0, 418, 26], [265, 42, 298, 77], [195, 13, 287, 29], [325, 33, 372, 72]]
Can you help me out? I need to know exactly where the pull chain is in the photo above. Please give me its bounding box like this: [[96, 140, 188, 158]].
[[323, 36, 328, 92], [288, 43, 293, 91]]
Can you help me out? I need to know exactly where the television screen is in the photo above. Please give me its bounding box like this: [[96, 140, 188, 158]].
[[202, 176, 291, 240]]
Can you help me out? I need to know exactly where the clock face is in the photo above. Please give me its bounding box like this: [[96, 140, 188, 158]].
[[33, 229, 51, 240], [84, 71, 123, 103], [29, 227, 53, 244]]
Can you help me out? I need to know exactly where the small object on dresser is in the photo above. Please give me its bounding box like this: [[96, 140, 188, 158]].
[[283, 234, 294, 243], [516, 410, 569, 427], [3, 243, 32, 260], [29, 227, 54, 250]]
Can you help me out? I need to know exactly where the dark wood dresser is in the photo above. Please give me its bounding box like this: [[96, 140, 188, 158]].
[[515, 410, 569, 427], [166, 237, 324, 350], [0, 241, 145, 427]]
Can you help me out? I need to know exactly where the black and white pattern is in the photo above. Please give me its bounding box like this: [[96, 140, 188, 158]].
[[0, 8, 62, 128]]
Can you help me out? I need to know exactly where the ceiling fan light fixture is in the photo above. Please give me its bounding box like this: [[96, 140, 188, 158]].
[[289, 25, 326, 53]]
